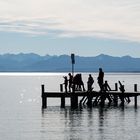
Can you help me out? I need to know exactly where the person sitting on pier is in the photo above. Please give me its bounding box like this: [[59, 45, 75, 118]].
[[118, 81, 131, 103], [97, 68, 104, 91], [101, 80, 112, 103], [68, 73, 73, 92], [63, 76, 68, 93], [93, 80, 112, 105], [118, 81, 126, 93], [87, 74, 94, 91], [101, 80, 111, 92]]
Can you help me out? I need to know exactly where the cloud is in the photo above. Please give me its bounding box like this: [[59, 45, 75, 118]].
[[0, 0, 140, 42]]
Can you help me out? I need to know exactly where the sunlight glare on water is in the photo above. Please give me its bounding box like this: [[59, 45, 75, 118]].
[[0, 73, 140, 140]]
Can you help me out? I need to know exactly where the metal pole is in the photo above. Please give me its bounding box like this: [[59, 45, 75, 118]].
[[71, 53, 75, 76], [72, 63, 74, 76]]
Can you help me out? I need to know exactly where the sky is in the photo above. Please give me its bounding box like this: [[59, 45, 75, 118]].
[[0, 0, 140, 57]]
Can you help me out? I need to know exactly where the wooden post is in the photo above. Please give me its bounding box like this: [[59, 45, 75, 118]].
[[134, 84, 137, 92], [134, 96, 137, 108], [60, 84, 63, 92], [71, 84, 78, 108], [71, 95, 78, 108], [61, 94, 65, 108], [87, 94, 93, 107], [41, 85, 47, 108], [100, 94, 105, 106], [115, 83, 118, 91], [72, 84, 75, 93], [121, 95, 124, 106], [113, 94, 118, 106]]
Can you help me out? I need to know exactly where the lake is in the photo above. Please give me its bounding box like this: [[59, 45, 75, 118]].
[[0, 72, 140, 140]]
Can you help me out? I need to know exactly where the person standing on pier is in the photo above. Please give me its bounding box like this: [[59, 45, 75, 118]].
[[68, 73, 73, 92], [97, 68, 104, 90], [87, 74, 94, 91]]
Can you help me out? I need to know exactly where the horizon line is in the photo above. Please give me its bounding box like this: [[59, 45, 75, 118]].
[[0, 52, 138, 58]]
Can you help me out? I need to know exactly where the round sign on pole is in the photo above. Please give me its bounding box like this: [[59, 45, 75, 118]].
[[71, 53, 75, 64]]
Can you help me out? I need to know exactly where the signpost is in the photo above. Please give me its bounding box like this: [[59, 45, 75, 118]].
[[71, 53, 75, 76]]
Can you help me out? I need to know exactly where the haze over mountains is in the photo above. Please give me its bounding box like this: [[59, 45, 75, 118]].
[[0, 53, 140, 72]]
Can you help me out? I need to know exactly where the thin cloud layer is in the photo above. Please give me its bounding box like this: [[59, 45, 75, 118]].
[[0, 0, 140, 42]]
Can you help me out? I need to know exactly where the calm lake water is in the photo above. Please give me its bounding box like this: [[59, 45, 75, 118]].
[[0, 73, 140, 140]]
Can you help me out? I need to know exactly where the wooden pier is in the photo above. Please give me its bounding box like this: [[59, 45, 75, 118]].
[[41, 84, 140, 109]]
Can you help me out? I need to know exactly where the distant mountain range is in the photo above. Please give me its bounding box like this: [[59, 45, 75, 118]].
[[0, 53, 140, 72]]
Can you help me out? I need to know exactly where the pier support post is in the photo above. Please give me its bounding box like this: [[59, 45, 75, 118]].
[[134, 96, 137, 108], [41, 85, 47, 108], [119, 94, 124, 107], [70, 84, 78, 108], [87, 94, 93, 107], [134, 84, 138, 108], [61, 94, 65, 108], [71, 95, 78, 108], [122, 95, 124, 106], [113, 95, 118, 106]]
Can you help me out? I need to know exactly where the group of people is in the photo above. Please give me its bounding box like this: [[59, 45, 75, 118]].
[[63, 68, 111, 93]]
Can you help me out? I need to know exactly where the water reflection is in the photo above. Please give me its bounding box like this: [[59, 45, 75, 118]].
[[41, 105, 140, 140]]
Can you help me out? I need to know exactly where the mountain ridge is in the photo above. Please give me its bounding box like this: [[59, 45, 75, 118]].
[[0, 53, 139, 72]]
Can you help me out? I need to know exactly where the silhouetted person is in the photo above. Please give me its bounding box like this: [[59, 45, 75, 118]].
[[87, 74, 94, 91], [101, 80, 111, 92], [73, 74, 85, 91], [68, 73, 73, 92], [101, 80, 112, 103], [63, 76, 68, 93], [78, 74, 85, 91], [118, 81, 131, 103], [97, 68, 104, 90], [118, 81, 125, 93]]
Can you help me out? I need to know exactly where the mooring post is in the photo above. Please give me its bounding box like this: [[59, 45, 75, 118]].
[[134, 84, 137, 92], [115, 83, 118, 91], [61, 94, 65, 108], [41, 85, 47, 108]]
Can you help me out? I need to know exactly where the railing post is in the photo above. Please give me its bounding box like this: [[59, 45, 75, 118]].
[[60, 84, 63, 92], [134, 84, 137, 92], [115, 83, 118, 91]]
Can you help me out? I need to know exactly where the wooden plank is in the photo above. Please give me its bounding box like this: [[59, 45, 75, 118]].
[[43, 91, 140, 98]]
